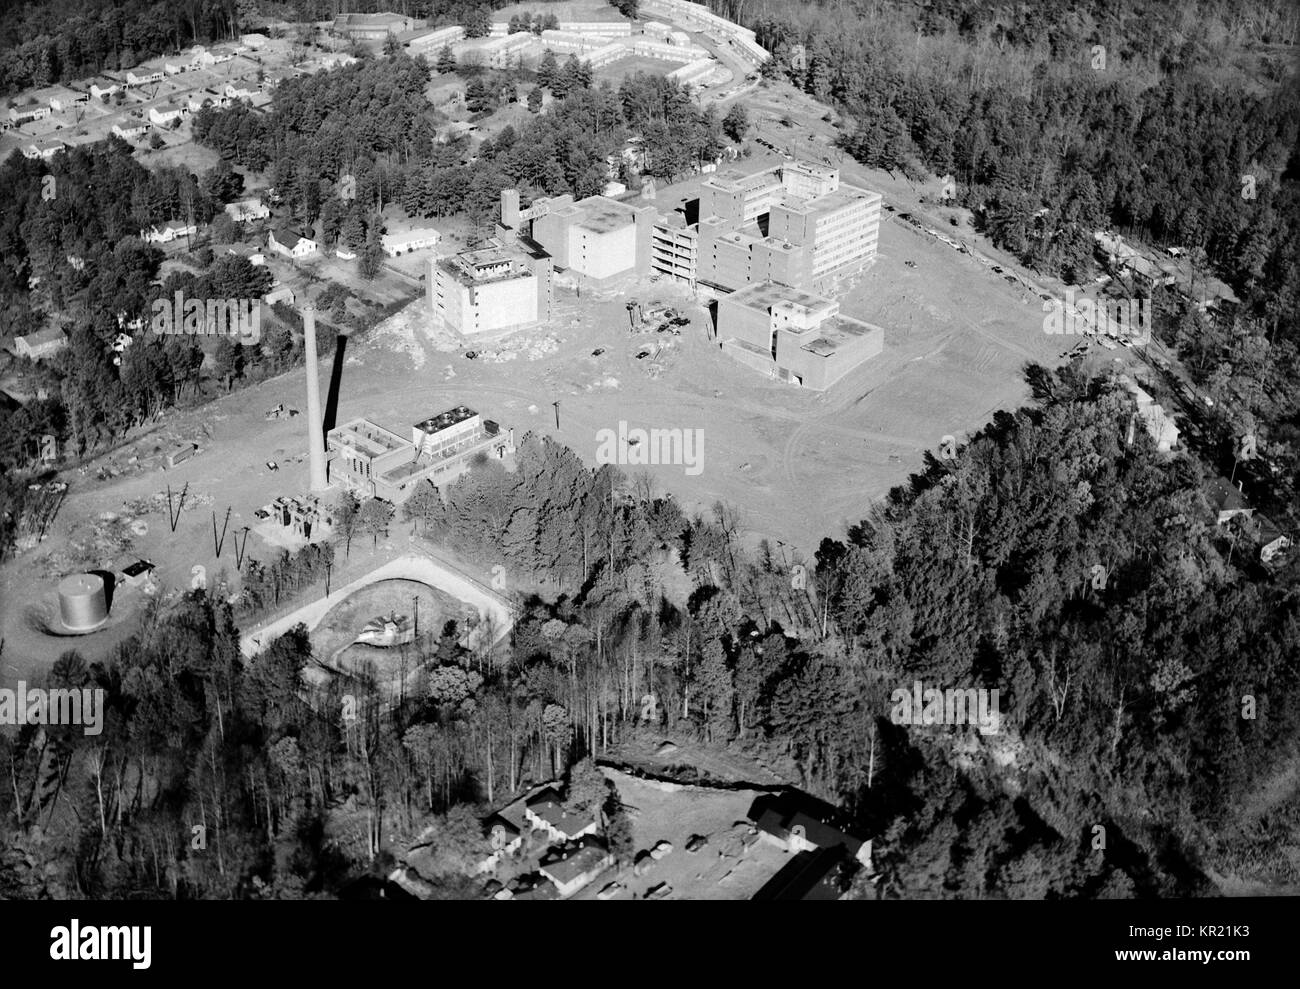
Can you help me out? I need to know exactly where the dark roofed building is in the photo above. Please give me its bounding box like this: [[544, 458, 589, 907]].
[[524, 787, 598, 841], [538, 835, 613, 897], [1205, 476, 1253, 525], [752, 844, 850, 901], [748, 791, 872, 870]]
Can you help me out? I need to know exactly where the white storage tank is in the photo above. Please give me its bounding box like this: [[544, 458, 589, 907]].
[[58, 573, 109, 631]]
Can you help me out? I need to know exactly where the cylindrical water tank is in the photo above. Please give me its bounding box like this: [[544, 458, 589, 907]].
[[58, 573, 108, 631]]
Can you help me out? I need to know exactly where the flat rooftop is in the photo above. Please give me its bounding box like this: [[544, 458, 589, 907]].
[[440, 246, 530, 286], [705, 168, 783, 196], [328, 418, 408, 457], [414, 406, 478, 434], [780, 186, 880, 216], [726, 280, 832, 315], [571, 196, 638, 234], [799, 314, 883, 357]]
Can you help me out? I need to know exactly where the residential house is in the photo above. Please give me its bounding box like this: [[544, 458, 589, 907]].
[[1256, 516, 1291, 567], [8, 104, 51, 125], [14, 328, 68, 361], [111, 119, 149, 140], [22, 140, 65, 160], [224, 81, 257, 100], [148, 105, 187, 127], [225, 199, 271, 223], [475, 815, 524, 875], [264, 285, 296, 306], [140, 220, 196, 244], [538, 836, 613, 898], [268, 226, 318, 259], [748, 792, 872, 870], [1205, 477, 1253, 526], [89, 80, 121, 101], [523, 787, 598, 842], [125, 68, 164, 87]]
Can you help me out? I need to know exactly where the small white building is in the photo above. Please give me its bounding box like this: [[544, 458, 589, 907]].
[[140, 220, 196, 244], [224, 81, 257, 100], [22, 140, 65, 160], [148, 105, 187, 127], [8, 104, 51, 125], [14, 328, 68, 361], [126, 68, 164, 86], [380, 227, 441, 256], [225, 199, 271, 223], [263, 285, 296, 306], [90, 80, 120, 100], [112, 120, 148, 140], [268, 227, 318, 259]]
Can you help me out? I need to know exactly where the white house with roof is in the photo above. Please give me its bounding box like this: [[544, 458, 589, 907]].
[[268, 226, 318, 259], [111, 119, 148, 140], [148, 105, 187, 127], [381, 227, 441, 256], [8, 104, 51, 125], [140, 220, 196, 244], [89, 79, 121, 100], [126, 68, 164, 86], [226, 199, 271, 223], [22, 140, 65, 160], [224, 81, 257, 100], [14, 328, 68, 361]]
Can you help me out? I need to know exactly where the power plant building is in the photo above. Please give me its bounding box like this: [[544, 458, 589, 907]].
[[326, 408, 514, 502]]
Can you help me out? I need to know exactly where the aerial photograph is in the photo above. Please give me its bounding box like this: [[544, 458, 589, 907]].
[[0, 0, 1295, 966]]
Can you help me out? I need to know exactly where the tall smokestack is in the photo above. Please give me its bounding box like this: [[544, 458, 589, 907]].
[[302, 304, 328, 492]]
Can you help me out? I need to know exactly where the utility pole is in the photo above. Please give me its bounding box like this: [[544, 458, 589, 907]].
[[552, 401, 561, 430]]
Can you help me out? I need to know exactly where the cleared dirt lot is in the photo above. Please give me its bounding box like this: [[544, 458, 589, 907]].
[[1, 170, 1070, 676]]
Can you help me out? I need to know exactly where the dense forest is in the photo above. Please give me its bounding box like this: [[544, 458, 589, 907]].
[[191, 51, 726, 235], [731, 0, 1299, 352], [3, 368, 1297, 897]]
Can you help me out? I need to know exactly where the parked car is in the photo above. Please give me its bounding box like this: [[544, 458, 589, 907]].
[[685, 834, 709, 854], [650, 840, 674, 860], [597, 881, 623, 900], [646, 882, 673, 900]]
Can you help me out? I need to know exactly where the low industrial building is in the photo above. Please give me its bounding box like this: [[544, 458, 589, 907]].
[[429, 237, 553, 337], [326, 407, 514, 502], [381, 227, 441, 256], [716, 280, 884, 390]]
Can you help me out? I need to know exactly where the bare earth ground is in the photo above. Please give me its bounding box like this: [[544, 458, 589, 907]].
[[0, 146, 1074, 678]]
